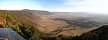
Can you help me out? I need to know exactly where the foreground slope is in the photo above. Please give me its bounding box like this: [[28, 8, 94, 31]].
[[41, 25, 108, 40], [78, 25, 108, 40], [0, 10, 47, 40]]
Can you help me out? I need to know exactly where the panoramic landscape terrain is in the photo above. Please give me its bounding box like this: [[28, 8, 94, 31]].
[[0, 0, 108, 40], [0, 9, 107, 40]]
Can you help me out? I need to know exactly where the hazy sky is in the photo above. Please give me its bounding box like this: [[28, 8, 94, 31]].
[[0, 0, 108, 13]]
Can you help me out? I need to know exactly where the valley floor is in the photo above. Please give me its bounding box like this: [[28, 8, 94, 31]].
[[37, 14, 100, 36]]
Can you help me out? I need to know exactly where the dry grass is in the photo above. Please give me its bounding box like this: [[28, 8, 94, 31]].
[[37, 14, 95, 36]]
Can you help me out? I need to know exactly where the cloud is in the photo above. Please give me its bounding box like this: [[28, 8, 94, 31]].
[[63, 0, 108, 13], [64, 0, 83, 6]]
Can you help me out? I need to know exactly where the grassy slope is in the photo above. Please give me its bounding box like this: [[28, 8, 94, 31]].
[[0, 10, 46, 40]]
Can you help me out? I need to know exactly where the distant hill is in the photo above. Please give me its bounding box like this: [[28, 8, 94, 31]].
[[22, 9, 54, 15]]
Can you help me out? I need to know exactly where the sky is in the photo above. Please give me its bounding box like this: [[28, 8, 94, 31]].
[[0, 0, 108, 14]]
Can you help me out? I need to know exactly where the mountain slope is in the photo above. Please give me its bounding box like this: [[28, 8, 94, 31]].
[[41, 25, 108, 40], [0, 10, 49, 40], [78, 25, 108, 40]]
